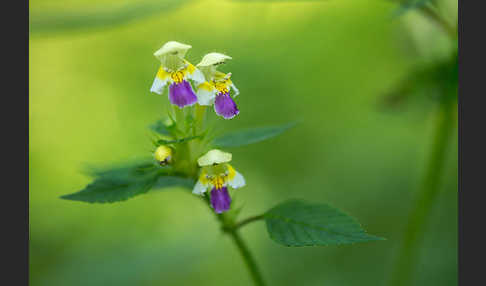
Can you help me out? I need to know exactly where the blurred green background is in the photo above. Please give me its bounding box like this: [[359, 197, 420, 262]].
[[29, 0, 457, 285]]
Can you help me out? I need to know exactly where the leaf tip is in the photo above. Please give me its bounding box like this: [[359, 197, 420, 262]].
[[59, 193, 75, 201]]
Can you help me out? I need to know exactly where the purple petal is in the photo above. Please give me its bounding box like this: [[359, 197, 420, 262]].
[[214, 92, 239, 119], [168, 80, 197, 108], [210, 187, 232, 213]]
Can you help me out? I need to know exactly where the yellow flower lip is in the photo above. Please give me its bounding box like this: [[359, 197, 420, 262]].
[[197, 52, 232, 67], [197, 149, 232, 166], [154, 41, 192, 61]]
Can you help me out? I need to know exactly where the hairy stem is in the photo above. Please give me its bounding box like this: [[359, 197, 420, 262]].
[[173, 105, 186, 135], [390, 101, 455, 286], [194, 104, 207, 135], [227, 229, 266, 286], [202, 194, 266, 286], [172, 105, 196, 176]]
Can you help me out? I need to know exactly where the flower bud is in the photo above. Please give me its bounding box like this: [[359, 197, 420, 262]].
[[154, 145, 173, 165]]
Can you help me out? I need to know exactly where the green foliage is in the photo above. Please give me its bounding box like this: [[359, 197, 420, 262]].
[[150, 119, 172, 136], [213, 122, 297, 148], [157, 135, 201, 145], [31, 0, 456, 282], [61, 161, 193, 203], [30, 0, 191, 36], [79, 160, 160, 183], [392, 0, 434, 17], [231, 0, 328, 2], [264, 200, 384, 247], [154, 176, 195, 190], [380, 52, 457, 110]]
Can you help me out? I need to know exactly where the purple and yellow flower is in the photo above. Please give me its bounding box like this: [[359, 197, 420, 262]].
[[196, 53, 240, 119], [192, 149, 245, 213], [150, 41, 205, 108]]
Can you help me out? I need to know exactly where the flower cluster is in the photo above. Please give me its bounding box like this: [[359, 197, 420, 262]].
[[150, 41, 240, 119], [151, 41, 244, 213]]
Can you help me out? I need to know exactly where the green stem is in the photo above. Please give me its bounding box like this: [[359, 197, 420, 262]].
[[173, 105, 185, 129], [202, 194, 266, 286], [194, 104, 207, 135], [227, 229, 266, 286], [172, 105, 195, 175], [234, 215, 265, 230], [390, 102, 455, 286]]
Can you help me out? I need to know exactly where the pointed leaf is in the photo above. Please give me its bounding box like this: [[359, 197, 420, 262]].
[[61, 159, 193, 203], [157, 135, 201, 145], [61, 161, 162, 203], [213, 122, 297, 148], [153, 176, 195, 190], [264, 200, 384, 247]]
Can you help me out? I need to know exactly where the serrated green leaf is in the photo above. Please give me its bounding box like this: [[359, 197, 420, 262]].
[[61, 159, 194, 203], [264, 200, 384, 247], [83, 160, 163, 180], [213, 122, 297, 148], [61, 174, 158, 203], [61, 161, 162, 203], [153, 176, 195, 190]]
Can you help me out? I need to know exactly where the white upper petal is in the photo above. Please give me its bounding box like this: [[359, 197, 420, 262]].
[[154, 41, 192, 60], [192, 181, 207, 195], [197, 52, 232, 67], [197, 149, 232, 166], [150, 77, 168, 95], [229, 171, 245, 189]]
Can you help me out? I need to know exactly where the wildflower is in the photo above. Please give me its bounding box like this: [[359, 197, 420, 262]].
[[154, 145, 172, 165], [150, 41, 205, 108], [192, 149, 245, 213], [196, 53, 240, 119]]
